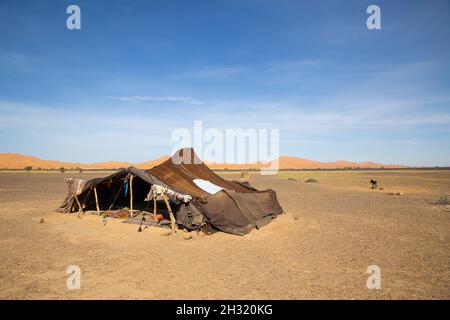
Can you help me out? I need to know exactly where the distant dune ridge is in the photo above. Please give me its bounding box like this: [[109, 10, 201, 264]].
[[0, 153, 407, 170]]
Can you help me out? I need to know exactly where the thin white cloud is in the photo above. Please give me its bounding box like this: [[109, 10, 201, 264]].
[[187, 94, 450, 133], [170, 61, 321, 80], [171, 66, 247, 79], [0, 50, 31, 70], [0, 101, 181, 162], [264, 60, 322, 73], [1, 97, 450, 165], [108, 95, 204, 105]]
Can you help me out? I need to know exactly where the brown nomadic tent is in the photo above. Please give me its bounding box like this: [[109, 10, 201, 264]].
[[57, 148, 283, 235]]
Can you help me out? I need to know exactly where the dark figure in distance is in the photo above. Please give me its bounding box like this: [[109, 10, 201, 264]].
[[370, 179, 378, 189]]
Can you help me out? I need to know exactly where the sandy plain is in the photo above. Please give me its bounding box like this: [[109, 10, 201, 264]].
[[0, 170, 449, 299]]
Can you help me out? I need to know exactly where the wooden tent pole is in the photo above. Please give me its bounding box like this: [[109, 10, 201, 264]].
[[74, 194, 84, 217], [162, 194, 177, 233], [93, 186, 100, 215], [153, 197, 157, 222], [129, 175, 134, 218]]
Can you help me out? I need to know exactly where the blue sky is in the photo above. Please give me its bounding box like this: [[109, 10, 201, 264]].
[[0, 0, 449, 166]]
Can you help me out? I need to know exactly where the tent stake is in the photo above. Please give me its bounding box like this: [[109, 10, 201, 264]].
[[129, 175, 134, 218], [93, 186, 100, 215], [162, 194, 177, 233]]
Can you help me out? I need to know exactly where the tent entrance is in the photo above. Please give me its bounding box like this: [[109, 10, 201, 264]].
[[68, 174, 180, 232]]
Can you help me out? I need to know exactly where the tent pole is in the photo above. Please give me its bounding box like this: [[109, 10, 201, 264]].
[[74, 194, 84, 217], [153, 196, 157, 222], [108, 179, 125, 211], [93, 186, 100, 215], [129, 175, 134, 218], [162, 194, 177, 233]]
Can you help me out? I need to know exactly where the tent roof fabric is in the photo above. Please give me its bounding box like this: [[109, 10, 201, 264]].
[[57, 148, 283, 235], [147, 148, 253, 197]]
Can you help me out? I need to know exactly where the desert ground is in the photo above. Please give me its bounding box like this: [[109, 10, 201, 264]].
[[0, 170, 449, 299]]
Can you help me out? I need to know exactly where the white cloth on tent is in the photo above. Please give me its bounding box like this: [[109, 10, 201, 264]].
[[193, 179, 224, 195], [149, 184, 192, 203]]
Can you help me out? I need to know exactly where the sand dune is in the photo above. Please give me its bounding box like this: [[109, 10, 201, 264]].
[[135, 156, 170, 169], [207, 156, 405, 169], [0, 153, 406, 170]]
